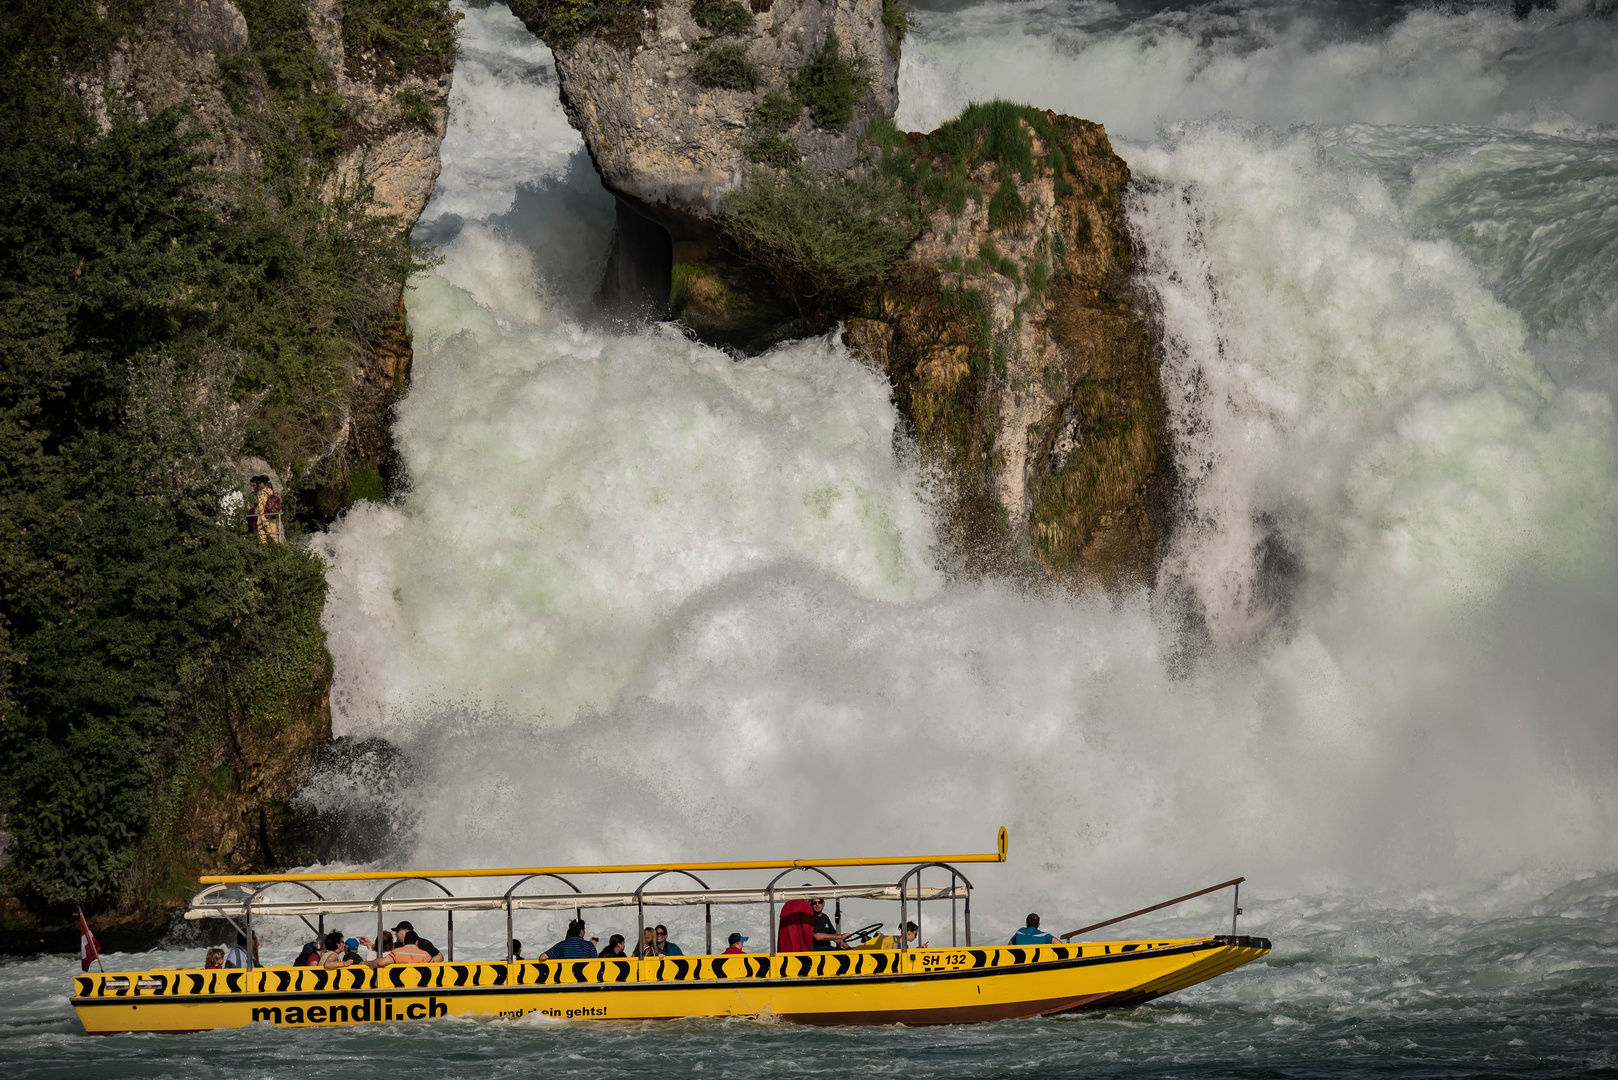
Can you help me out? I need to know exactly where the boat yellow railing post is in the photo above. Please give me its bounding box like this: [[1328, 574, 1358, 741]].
[[633, 869, 712, 958], [762, 865, 838, 957], [502, 873, 581, 963], [374, 877, 455, 960]]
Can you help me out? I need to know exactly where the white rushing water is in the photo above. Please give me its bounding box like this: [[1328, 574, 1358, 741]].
[[313, 0, 1618, 941]]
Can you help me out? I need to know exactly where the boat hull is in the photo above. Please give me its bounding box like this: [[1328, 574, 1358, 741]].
[[71, 935, 1270, 1034]]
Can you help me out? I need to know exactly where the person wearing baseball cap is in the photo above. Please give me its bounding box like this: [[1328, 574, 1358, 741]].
[[389, 920, 443, 961], [723, 932, 749, 954]]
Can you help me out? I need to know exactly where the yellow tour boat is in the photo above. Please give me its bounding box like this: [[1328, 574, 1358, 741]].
[[71, 829, 1270, 1033]]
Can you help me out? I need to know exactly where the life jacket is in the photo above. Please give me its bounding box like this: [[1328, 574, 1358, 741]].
[[390, 942, 433, 963]]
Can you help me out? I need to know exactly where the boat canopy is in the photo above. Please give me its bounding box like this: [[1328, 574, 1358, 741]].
[[182, 829, 1008, 965], [186, 882, 966, 919]]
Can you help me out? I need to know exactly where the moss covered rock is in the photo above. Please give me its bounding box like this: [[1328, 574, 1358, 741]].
[[847, 105, 1166, 587]]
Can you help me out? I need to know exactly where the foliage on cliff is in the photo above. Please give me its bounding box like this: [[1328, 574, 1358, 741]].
[[0, 0, 447, 920], [721, 167, 920, 312], [505, 0, 653, 49]]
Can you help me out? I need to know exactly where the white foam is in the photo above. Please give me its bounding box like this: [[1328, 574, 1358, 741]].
[[897, 0, 1618, 140], [424, 2, 583, 221]]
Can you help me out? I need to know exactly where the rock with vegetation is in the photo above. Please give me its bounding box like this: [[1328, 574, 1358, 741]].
[[508, 0, 901, 223], [0, 0, 458, 941], [511, 1, 1162, 582], [508, 0, 907, 332], [847, 105, 1165, 586]]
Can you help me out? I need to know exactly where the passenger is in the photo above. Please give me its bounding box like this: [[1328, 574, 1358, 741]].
[[598, 934, 627, 959], [390, 921, 444, 961], [362, 932, 397, 968], [902, 921, 928, 949], [776, 896, 816, 952], [1009, 913, 1054, 945], [510, 939, 525, 961], [204, 947, 225, 969], [294, 937, 322, 966], [810, 897, 848, 949], [654, 925, 683, 956], [342, 937, 370, 964], [633, 927, 662, 958], [723, 933, 749, 954], [387, 931, 436, 964], [223, 931, 258, 968], [318, 930, 355, 968], [539, 918, 598, 960]]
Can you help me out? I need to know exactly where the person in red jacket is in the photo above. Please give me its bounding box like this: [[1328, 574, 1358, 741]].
[[776, 897, 816, 952]]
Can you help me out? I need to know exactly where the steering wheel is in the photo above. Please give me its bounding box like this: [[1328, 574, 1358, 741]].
[[840, 922, 884, 946]]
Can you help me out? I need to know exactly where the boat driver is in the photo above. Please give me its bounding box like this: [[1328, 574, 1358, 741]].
[[809, 898, 848, 949]]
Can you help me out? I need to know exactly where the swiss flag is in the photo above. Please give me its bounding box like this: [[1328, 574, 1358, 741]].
[[78, 908, 102, 972]]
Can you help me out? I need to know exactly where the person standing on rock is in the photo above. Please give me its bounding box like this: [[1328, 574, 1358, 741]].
[[250, 475, 282, 544]]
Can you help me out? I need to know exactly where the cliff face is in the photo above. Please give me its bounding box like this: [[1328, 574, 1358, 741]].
[[847, 111, 1165, 585], [509, 0, 898, 231], [0, 0, 457, 945], [509, 0, 902, 318], [75, 0, 450, 226]]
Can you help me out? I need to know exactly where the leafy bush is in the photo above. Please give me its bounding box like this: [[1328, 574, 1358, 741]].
[[789, 32, 870, 131], [721, 167, 920, 309], [692, 41, 759, 90], [0, 0, 433, 914], [881, 0, 912, 56], [395, 87, 435, 128], [745, 132, 799, 167], [750, 91, 801, 133], [506, 0, 650, 50], [690, 0, 753, 35], [342, 0, 460, 80]]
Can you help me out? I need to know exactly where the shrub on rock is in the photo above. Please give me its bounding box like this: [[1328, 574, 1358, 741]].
[[692, 41, 761, 90], [789, 32, 871, 131], [721, 167, 920, 310], [690, 0, 754, 35]]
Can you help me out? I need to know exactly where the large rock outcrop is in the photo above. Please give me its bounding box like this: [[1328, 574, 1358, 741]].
[[509, 0, 901, 285], [847, 112, 1165, 586], [516, 5, 1166, 585]]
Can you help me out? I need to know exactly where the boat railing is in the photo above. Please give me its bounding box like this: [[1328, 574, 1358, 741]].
[[633, 869, 713, 957], [894, 861, 976, 950], [1059, 876, 1247, 942], [183, 830, 1008, 967], [502, 873, 581, 963], [375, 877, 456, 962]]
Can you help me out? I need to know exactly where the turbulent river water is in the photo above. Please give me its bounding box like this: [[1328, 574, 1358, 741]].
[[6, 1, 1618, 1075]]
